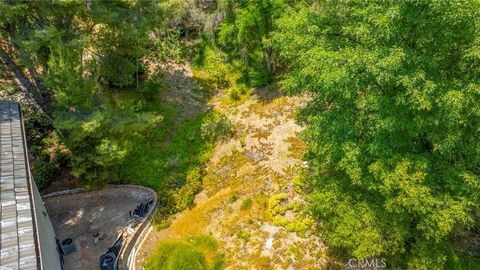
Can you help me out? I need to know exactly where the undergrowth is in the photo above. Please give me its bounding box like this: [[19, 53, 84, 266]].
[[191, 40, 271, 107], [52, 73, 230, 224]]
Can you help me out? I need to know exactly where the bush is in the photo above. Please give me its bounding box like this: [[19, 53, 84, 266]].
[[173, 167, 203, 211], [285, 216, 315, 233], [268, 193, 289, 216], [240, 198, 253, 210], [152, 28, 187, 62], [56, 107, 161, 187], [32, 159, 59, 190], [228, 87, 241, 101], [145, 235, 223, 270], [145, 241, 207, 270], [30, 134, 64, 190], [137, 62, 147, 75], [174, 188, 195, 211], [140, 80, 163, 101], [186, 167, 202, 193], [228, 193, 238, 203], [228, 84, 250, 101], [445, 254, 480, 270], [273, 216, 288, 226], [292, 174, 305, 194], [245, 62, 272, 87], [237, 231, 250, 243], [192, 45, 230, 89], [99, 55, 137, 87], [200, 112, 232, 142]]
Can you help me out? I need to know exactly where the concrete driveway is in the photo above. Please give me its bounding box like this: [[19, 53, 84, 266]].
[[44, 186, 155, 270]]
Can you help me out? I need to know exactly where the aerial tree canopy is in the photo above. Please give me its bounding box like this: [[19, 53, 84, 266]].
[[273, 0, 480, 268], [1, 0, 480, 267], [0, 0, 164, 185]]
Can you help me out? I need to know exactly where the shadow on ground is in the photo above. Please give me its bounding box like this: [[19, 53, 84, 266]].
[[44, 186, 155, 270]]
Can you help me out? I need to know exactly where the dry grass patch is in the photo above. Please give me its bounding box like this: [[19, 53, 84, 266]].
[[285, 135, 308, 160], [169, 189, 233, 237]]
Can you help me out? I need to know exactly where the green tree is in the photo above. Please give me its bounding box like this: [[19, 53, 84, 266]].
[[55, 107, 162, 186], [0, 0, 85, 112], [90, 0, 159, 87], [0, 0, 165, 186], [218, 0, 287, 74], [273, 0, 480, 268]]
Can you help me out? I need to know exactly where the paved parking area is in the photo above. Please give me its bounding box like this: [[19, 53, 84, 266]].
[[44, 186, 155, 270]]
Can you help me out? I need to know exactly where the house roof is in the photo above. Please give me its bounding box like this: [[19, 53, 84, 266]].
[[0, 101, 38, 269]]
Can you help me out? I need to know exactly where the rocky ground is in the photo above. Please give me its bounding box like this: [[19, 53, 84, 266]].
[[137, 63, 327, 269]]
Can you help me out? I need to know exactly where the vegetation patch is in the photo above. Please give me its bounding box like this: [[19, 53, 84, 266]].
[[237, 231, 250, 243], [192, 44, 254, 108], [203, 150, 250, 194], [268, 193, 289, 217], [228, 193, 238, 203], [240, 198, 253, 211], [285, 216, 315, 233], [145, 235, 224, 270], [200, 112, 233, 142], [273, 216, 288, 226], [285, 135, 307, 160]]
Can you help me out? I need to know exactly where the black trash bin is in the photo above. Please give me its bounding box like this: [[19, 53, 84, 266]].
[[61, 238, 76, 255], [100, 251, 116, 270]]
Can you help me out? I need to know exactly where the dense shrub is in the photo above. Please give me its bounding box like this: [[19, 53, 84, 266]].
[[29, 133, 64, 190], [228, 84, 249, 101], [174, 167, 202, 211], [140, 80, 163, 102], [32, 158, 59, 190], [240, 198, 253, 210], [99, 55, 137, 87], [145, 235, 223, 270], [145, 241, 207, 270]]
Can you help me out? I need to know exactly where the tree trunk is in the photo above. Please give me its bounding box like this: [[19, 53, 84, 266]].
[[136, 57, 139, 90], [263, 46, 275, 74]]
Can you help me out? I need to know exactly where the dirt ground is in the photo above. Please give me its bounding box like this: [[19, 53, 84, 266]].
[[136, 63, 327, 269], [44, 186, 155, 270]]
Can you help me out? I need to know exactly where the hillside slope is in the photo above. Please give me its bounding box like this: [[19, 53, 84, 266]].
[[137, 63, 327, 269]]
